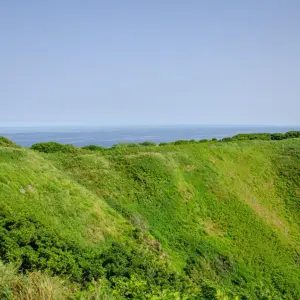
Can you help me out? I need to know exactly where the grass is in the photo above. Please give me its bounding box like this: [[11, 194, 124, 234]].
[[0, 262, 71, 300], [0, 137, 300, 299], [0, 147, 130, 246], [0, 261, 115, 300]]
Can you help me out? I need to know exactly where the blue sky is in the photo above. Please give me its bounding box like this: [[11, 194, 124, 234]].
[[1, 0, 299, 126]]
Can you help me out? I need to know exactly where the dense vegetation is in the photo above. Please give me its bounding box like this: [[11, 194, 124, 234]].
[[0, 132, 300, 299]]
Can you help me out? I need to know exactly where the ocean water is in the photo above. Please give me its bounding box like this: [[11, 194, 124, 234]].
[[1, 125, 300, 148]]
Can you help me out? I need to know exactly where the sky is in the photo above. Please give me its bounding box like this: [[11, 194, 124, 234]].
[[1, 0, 299, 126]]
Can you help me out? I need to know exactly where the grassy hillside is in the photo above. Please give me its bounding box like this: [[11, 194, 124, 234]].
[[0, 136, 300, 299]]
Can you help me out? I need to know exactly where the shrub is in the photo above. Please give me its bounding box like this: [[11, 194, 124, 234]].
[[285, 131, 300, 139], [159, 142, 168, 146], [82, 145, 105, 151], [174, 140, 189, 145], [271, 133, 286, 140], [30, 142, 77, 153], [232, 133, 271, 141], [221, 137, 233, 142], [139, 141, 157, 147], [199, 139, 208, 143]]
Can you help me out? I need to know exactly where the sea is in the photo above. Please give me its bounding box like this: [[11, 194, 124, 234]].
[[1, 125, 300, 148]]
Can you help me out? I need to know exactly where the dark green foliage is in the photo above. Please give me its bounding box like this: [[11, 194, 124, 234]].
[[159, 142, 168, 146], [221, 131, 300, 142], [284, 131, 300, 138], [139, 141, 157, 147], [31, 142, 77, 153], [199, 139, 208, 143], [221, 137, 233, 142], [212, 138, 218, 141], [0, 207, 204, 298], [174, 140, 189, 145], [271, 133, 285, 140], [232, 133, 272, 141], [0, 208, 84, 281], [82, 145, 105, 151]]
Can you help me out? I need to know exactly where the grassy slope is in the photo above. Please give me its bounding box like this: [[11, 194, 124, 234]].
[[0, 139, 300, 299], [0, 145, 130, 246]]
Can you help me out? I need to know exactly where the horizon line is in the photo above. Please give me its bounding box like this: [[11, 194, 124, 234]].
[[1, 123, 300, 128]]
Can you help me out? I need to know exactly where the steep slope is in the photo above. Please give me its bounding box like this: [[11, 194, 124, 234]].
[[0, 144, 129, 245], [0, 144, 202, 299], [0, 138, 300, 299]]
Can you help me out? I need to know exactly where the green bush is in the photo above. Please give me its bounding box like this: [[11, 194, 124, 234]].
[[221, 137, 233, 142], [285, 131, 300, 139], [139, 141, 157, 147], [82, 145, 105, 151], [159, 142, 168, 146], [232, 133, 271, 141], [271, 133, 285, 140], [174, 140, 189, 145], [30, 142, 77, 153]]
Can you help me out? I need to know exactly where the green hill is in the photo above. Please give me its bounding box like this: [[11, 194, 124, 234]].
[[0, 135, 300, 299]]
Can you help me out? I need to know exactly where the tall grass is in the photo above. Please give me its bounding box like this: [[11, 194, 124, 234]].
[[0, 262, 70, 300]]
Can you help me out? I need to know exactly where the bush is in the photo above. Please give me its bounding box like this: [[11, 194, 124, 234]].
[[139, 141, 157, 147], [232, 133, 271, 141], [30, 142, 77, 153], [159, 142, 168, 146], [199, 139, 208, 143], [285, 131, 300, 139], [82, 145, 105, 151], [271, 133, 286, 140], [174, 140, 189, 145], [221, 137, 233, 142]]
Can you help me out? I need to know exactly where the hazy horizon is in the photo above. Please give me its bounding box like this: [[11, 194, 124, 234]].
[[2, 124, 300, 148], [1, 123, 300, 128]]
